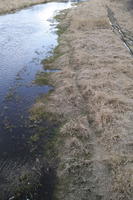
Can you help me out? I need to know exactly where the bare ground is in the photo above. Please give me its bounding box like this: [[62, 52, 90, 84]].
[[31, 0, 133, 199]]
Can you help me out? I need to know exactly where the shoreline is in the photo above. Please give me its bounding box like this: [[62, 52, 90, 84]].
[[0, 0, 66, 15], [0, 0, 132, 198], [0, 2, 70, 199], [33, 0, 133, 199], [0, 0, 46, 15]]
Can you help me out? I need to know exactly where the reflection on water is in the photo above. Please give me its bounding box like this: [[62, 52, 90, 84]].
[[0, 1, 81, 199], [0, 2, 71, 101], [0, 1, 72, 158]]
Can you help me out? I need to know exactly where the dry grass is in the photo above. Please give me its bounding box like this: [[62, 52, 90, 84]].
[[31, 0, 133, 199], [0, 0, 70, 14], [72, 16, 110, 30], [0, 0, 47, 14]]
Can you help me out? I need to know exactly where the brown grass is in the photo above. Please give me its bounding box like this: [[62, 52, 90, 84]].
[[32, 0, 133, 199], [0, 0, 53, 14], [72, 16, 110, 30]]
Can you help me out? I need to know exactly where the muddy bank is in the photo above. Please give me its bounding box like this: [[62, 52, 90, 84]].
[[34, 0, 133, 199]]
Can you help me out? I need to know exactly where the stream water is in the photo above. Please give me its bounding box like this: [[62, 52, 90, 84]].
[[0, 1, 74, 199], [0, 1, 73, 158]]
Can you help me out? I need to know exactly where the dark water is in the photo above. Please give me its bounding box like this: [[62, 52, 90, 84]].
[[0, 1, 84, 199], [0, 1, 73, 199], [0, 1, 72, 158]]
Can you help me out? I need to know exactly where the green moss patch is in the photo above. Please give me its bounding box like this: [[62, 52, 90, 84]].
[[41, 45, 63, 70]]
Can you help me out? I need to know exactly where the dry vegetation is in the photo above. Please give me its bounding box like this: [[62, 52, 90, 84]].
[[0, 0, 68, 14], [33, 0, 133, 199], [0, 0, 47, 14], [0, 0, 133, 198]]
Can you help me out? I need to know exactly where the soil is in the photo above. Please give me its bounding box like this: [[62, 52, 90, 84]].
[[34, 0, 133, 199]]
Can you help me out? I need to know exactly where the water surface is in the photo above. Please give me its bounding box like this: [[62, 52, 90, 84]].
[[0, 1, 72, 158]]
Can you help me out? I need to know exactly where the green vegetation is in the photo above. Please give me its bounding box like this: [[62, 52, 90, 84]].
[[30, 133, 40, 143], [41, 11, 69, 70], [5, 89, 15, 101], [34, 72, 52, 86], [13, 171, 41, 200], [41, 45, 63, 70], [29, 100, 63, 155]]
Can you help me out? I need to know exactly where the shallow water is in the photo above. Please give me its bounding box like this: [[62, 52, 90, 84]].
[[0, 1, 72, 158], [0, 1, 81, 199], [0, 2, 71, 101]]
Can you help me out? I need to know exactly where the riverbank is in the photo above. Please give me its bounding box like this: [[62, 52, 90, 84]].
[[33, 0, 133, 199], [0, 0, 59, 14], [0, 1, 72, 199], [0, 0, 48, 14]]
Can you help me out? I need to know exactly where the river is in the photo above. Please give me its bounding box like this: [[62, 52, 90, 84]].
[[0, 1, 73, 157], [0, 1, 73, 199]]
